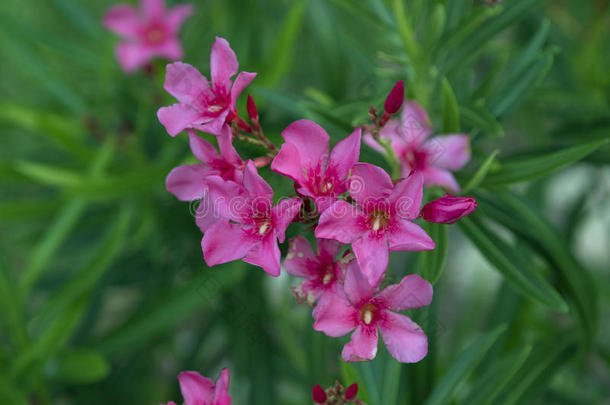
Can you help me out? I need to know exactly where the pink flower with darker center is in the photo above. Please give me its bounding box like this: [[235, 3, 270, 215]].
[[316, 163, 434, 286], [157, 37, 256, 137], [284, 236, 345, 304], [104, 0, 193, 73], [365, 101, 470, 192], [313, 261, 432, 363], [201, 161, 301, 276], [161, 368, 231, 405], [272, 120, 361, 213]]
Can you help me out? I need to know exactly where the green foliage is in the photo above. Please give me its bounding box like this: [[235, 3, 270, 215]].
[[0, 0, 608, 404]]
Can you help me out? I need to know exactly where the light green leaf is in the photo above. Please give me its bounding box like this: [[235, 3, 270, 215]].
[[459, 215, 568, 312], [462, 149, 500, 193], [441, 77, 460, 133], [460, 105, 503, 137], [45, 349, 110, 384]]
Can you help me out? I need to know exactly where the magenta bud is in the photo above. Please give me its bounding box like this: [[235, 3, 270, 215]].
[[247, 94, 258, 121], [384, 80, 404, 114], [312, 384, 327, 404], [421, 194, 477, 224], [345, 383, 358, 400]]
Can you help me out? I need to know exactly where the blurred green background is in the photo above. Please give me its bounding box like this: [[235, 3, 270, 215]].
[[1, 0, 609, 404]]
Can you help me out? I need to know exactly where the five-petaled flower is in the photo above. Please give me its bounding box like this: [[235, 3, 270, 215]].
[[272, 120, 361, 213], [314, 261, 432, 363], [365, 101, 470, 192], [316, 163, 434, 286], [157, 37, 256, 137], [201, 161, 301, 276], [104, 0, 193, 72], [284, 236, 346, 305], [162, 368, 231, 405]]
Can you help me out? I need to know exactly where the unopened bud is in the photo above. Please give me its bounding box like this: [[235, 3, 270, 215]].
[[421, 194, 476, 224], [312, 384, 327, 404], [384, 80, 404, 115], [345, 383, 358, 400], [247, 94, 258, 121]]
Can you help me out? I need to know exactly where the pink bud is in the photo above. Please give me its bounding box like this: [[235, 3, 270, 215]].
[[384, 80, 404, 114], [421, 194, 477, 224], [345, 383, 358, 400], [247, 94, 258, 121], [312, 384, 327, 404]]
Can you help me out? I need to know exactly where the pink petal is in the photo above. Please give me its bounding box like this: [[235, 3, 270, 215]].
[[389, 172, 424, 220], [388, 220, 435, 252], [157, 103, 202, 137], [421, 167, 461, 193], [166, 164, 210, 201], [177, 371, 215, 405], [230, 72, 257, 110], [242, 161, 273, 200], [141, 0, 165, 21], [164, 62, 210, 106], [210, 37, 238, 89], [243, 234, 281, 276], [341, 325, 379, 362], [155, 38, 183, 61], [270, 142, 306, 184], [272, 198, 302, 243], [205, 175, 246, 223], [379, 311, 428, 363], [328, 128, 362, 180], [166, 4, 193, 32], [116, 42, 154, 72], [278, 120, 330, 172], [103, 5, 141, 38], [377, 274, 433, 311], [317, 238, 343, 260], [187, 130, 219, 163], [213, 368, 231, 405], [315, 200, 366, 244], [313, 292, 358, 337], [164, 402, 177, 405], [202, 221, 254, 266], [423, 134, 470, 171], [284, 236, 316, 277], [343, 260, 376, 307], [363, 131, 385, 153], [195, 198, 222, 232], [349, 163, 393, 206], [194, 113, 231, 137], [352, 232, 389, 287], [379, 118, 407, 152], [400, 101, 432, 147], [217, 127, 243, 166]]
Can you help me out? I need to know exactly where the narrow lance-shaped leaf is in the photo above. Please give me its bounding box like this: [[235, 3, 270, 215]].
[[441, 77, 460, 133]]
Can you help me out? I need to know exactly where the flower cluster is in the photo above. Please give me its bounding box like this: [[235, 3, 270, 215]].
[[155, 37, 476, 364], [312, 381, 363, 405], [162, 369, 231, 405]]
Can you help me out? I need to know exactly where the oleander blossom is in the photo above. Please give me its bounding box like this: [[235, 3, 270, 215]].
[[157, 37, 257, 137], [201, 161, 301, 276], [284, 236, 346, 305], [272, 120, 361, 213], [316, 163, 434, 286], [166, 127, 243, 204], [365, 101, 470, 192], [313, 261, 432, 363], [103, 0, 193, 72], [162, 368, 231, 405]]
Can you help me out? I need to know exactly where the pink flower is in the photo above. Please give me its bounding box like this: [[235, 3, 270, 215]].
[[157, 37, 257, 137], [201, 161, 301, 276], [103, 0, 193, 73], [284, 236, 345, 304], [313, 261, 432, 363], [421, 193, 477, 224], [166, 127, 243, 202], [163, 368, 231, 405], [272, 120, 361, 213], [365, 101, 470, 192], [315, 163, 434, 286]]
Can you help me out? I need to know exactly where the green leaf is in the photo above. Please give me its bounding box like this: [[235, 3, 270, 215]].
[[0, 374, 28, 405], [458, 215, 568, 312], [421, 222, 449, 284], [460, 104, 504, 137], [424, 325, 507, 405], [341, 362, 372, 405], [462, 149, 500, 193], [441, 77, 460, 132], [424, 4, 446, 49], [45, 349, 109, 384], [0, 251, 28, 348], [475, 192, 599, 341], [258, 0, 306, 87], [482, 139, 609, 187], [12, 161, 83, 188], [381, 353, 402, 405]]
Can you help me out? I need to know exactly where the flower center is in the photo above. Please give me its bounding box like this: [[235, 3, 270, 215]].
[[146, 28, 164, 45], [360, 303, 377, 325], [258, 221, 271, 235], [405, 149, 428, 171], [369, 210, 390, 232]]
